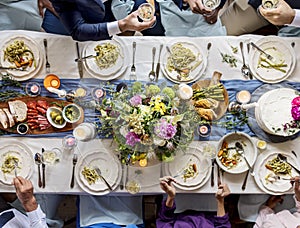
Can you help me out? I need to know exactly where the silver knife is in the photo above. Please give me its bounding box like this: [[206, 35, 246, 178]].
[[42, 148, 46, 188], [250, 42, 275, 62], [76, 42, 84, 78], [155, 44, 163, 81], [0, 66, 25, 71]]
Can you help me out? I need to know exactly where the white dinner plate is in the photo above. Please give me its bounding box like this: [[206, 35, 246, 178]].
[[161, 41, 206, 84], [0, 141, 34, 185], [83, 39, 127, 80], [164, 147, 211, 190], [75, 150, 121, 195], [216, 132, 257, 174], [254, 151, 299, 194], [249, 36, 296, 83], [0, 35, 43, 81]]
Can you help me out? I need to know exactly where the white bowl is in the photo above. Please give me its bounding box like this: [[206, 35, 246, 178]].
[[46, 107, 66, 129], [62, 104, 81, 123], [216, 132, 257, 174]]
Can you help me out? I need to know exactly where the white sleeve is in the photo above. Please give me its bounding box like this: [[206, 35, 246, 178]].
[[26, 205, 48, 228], [107, 21, 122, 36], [289, 9, 300, 27]]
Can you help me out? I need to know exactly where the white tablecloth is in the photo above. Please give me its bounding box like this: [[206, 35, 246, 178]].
[[1, 30, 300, 195]]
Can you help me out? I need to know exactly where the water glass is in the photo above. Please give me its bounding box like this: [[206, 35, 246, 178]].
[[42, 148, 62, 165], [262, 0, 278, 9], [202, 0, 221, 11], [62, 135, 77, 151], [73, 123, 97, 142]]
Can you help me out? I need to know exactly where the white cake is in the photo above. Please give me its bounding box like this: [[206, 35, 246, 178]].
[[255, 88, 299, 136]]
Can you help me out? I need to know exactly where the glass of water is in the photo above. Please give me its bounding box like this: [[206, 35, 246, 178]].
[[202, 0, 221, 11], [262, 0, 279, 9]]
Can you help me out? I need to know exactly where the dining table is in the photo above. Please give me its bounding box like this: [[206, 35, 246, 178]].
[[0, 29, 300, 196]]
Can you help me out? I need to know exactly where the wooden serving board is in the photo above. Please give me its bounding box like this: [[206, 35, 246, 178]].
[[0, 96, 84, 134]]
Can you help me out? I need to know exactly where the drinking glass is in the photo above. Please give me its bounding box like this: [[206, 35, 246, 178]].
[[202, 0, 221, 11], [42, 148, 62, 165], [62, 135, 77, 151], [125, 180, 141, 194], [138, 3, 155, 21], [262, 0, 279, 9]]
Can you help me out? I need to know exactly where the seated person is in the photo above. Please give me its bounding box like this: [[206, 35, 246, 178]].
[[254, 176, 300, 227], [0, 0, 42, 31], [78, 195, 144, 228], [157, 176, 231, 228], [0, 176, 48, 227], [40, 0, 156, 41], [220, 0, 300, 35]]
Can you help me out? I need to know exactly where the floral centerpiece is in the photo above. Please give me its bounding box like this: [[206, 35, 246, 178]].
[[98, 82, 198, 164], [283, 96, 300, 134]]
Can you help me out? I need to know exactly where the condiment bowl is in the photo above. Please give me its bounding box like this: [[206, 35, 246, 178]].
[[46, 106, 66, 129], [62, 103, 81, 123]]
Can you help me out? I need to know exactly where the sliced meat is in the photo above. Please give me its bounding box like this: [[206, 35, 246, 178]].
[[37, 100, 49, 110], [36, 107, 47, 115], [3, 108, 15, 128], [0, 109, 8, 129], [27, 101, 37, 110]]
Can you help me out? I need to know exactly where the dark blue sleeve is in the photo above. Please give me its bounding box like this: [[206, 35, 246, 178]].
[[50, 0, 110, 41]]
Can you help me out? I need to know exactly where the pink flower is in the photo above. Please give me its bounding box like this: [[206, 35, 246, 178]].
[[129, 95, 142, 107], [292, 97, 300, 107], [126, 132, 140, 147], [154, 119, 177, 140], [291, 106, 300, 121]]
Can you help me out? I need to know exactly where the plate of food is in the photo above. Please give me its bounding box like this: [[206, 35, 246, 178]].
[[191, 71, 229, 121], [164, 147, 211, 190], [0, 35, 43, 81], [248, 36, 296, 83], [254, 151, 299, 194], [216, 132, 257, 174], [0, 141, 34, 185], [75, 150, 121, 195], [161, 41, 206, 83], [83, 39, 127, 80]]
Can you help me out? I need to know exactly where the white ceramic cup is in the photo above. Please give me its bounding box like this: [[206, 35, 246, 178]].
[[73, 123, 97, 142]]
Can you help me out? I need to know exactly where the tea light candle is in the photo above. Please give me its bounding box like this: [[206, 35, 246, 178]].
[[66, 137, 76, 147], [76, 87, 87, 97], [31, 84, 39, 94], [51, 79, 59, 87], [94, 88, 105, 99], [139, 158, 147, 167], [198, 124, 211, 137], [257, 140, 267, 150], [236, 90, 251, 104]]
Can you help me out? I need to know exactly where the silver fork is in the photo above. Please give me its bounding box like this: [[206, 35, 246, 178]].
[[129, 41, 137, 81], [44, 39, 50, 73], [70, 154, 78, 188], [14, 160, 18, 177], [94, 167, 113, 191]]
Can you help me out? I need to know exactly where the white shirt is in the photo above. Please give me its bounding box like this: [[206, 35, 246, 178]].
[[0, 205, 48, 228], [290, 9, 300, 27]]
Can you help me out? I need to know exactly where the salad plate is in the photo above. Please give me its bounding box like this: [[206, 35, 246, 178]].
[[161, 41, 206, 83], [76, 150, 121, 195], [248, 36, 295, 83], [0, 141, 34, 185], [254, 151, 299, 194], [0, 35, 43, 81]]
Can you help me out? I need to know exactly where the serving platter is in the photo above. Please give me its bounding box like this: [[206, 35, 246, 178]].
[[248, 36, 296, 83], [254, 151, 299, 194], [0, 141, 34, 185], [83, 39, 128, 81], [161, 41, 206, 83], [75, 150, 121, 195], [0, 35, 43, 81], [0, 96, 84, 134]]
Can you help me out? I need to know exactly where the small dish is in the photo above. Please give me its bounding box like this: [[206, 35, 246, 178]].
[[63, 104, 81, 123], [46, 106, 66, 129], [44, 74, 61, 90], [25, 82, 41, 97], [17, 123, 29, 135]]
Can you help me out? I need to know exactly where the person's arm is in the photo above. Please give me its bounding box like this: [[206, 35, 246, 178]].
[[259, 0, 295, 26], [13, 177, 47, 228], [37, 0, 58, 18], [215, 183, 230, 217]]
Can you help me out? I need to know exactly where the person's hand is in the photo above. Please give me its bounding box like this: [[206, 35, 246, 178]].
[[159, 176, 176, 199], [215, 183, 230, 202], [118, 11, 156, 33], [184, 0, 211, 15], [292, 176, 300, 201], [265, 195, 284, 209], [13, 177, 38, 212], [259, 0, 295, 26], [37, 0, 58, 18], [203, 7, 221, 24]]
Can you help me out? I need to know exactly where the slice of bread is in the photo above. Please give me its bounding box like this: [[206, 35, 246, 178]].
[[0, 109, 8, 129], [8, 100, 27, 122], [3, 108, 15, 128]]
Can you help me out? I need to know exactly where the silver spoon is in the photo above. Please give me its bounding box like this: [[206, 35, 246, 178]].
[[240, 42, 250, 79], [149, 47, 156, 81], [34, 153, 43, 188], [235, 142, 255, 176]]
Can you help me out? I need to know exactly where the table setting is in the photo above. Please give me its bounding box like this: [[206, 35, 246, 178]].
[[0, 30, 300, 196]]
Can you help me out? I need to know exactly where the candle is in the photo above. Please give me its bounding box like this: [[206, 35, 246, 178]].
[[139, 158, 147, 167], [30, 84, 39, 94], [95, 89, 104, 98], [76, 87, 87, 97], [257, 140, 267, 150], [236, 90, 251, 104], [51, 79, 59, 87], [198, 124, 211, 137]]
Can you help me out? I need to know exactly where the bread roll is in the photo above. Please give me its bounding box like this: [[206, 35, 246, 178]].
[[0, 109, 8, 129]]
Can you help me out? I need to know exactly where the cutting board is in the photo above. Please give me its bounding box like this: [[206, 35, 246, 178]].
[[0, 96, 84, 134]]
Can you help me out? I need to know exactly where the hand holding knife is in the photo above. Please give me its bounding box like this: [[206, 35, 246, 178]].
[[76, 42, 84, 78]]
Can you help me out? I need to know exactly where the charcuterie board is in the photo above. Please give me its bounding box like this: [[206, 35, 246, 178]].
[[0, 96, 84, 134]]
